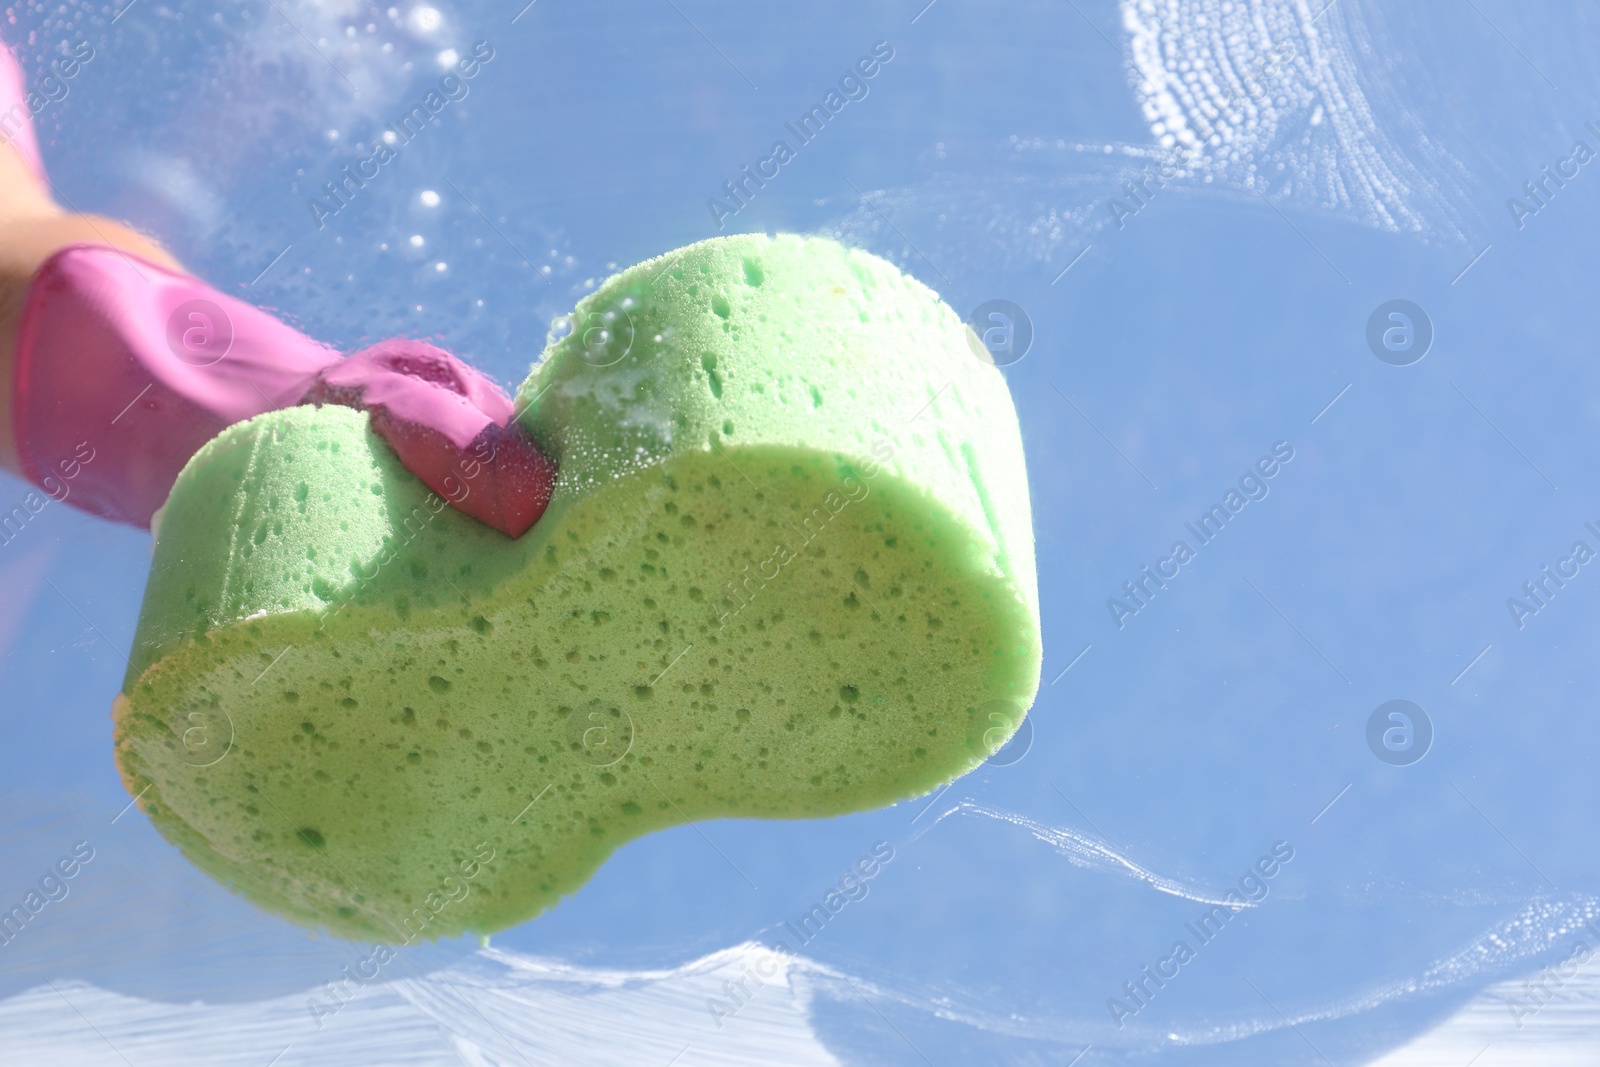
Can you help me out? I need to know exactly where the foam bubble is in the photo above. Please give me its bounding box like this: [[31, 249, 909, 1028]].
[[406, 5, 443, 36]]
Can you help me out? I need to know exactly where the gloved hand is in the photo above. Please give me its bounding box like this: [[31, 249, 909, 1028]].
[[302, 338, 556, 538], [12, 244, 555, 537]]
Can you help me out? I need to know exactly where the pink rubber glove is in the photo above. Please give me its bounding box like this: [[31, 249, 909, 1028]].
[[302, 339, 557, 538], [13, 244, 556, 537]]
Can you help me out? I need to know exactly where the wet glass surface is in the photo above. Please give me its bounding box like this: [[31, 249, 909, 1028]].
[[3, 0, 1599, 1062]]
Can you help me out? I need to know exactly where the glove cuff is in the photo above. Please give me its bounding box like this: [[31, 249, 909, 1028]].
[[12, 243, 340, 527]]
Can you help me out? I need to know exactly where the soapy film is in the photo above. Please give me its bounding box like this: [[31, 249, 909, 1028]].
[[828, 0, 1600, 278], [6, 788, 1600, 1063]]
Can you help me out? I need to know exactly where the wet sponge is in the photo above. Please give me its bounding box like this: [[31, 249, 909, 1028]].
[[113, 234, 1041, 941]]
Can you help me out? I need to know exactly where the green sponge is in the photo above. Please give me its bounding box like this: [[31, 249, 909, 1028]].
[[114, 234, 1041, 941]]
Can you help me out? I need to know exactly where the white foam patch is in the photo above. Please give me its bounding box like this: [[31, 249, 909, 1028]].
[[1120, 0, 1469, 238], [1367, 969, 1600, 1065], [0, 943, 840, 1066], [826, 0, 1479, 282], [12, 901, 1597, 1063], [4, 789, 1597, 1061]]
